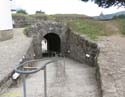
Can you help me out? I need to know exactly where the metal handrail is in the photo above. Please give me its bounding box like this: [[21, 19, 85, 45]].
[[15, 58, 56, 97], [14, 54, 65, 97], [15, 58, 56, 74]]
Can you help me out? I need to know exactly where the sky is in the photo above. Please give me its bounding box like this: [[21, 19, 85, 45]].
[[11, 0, 125, 16]]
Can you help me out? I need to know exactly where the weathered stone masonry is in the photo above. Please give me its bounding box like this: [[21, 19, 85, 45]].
[[25, 21, 69, 58], [67, 31, 99, 66], [0, 30, 13, 41], [12, 15, 47, 28], [25, 21, 99, 66], [0, 20, 100, 96], [24, 21, 100, 94]]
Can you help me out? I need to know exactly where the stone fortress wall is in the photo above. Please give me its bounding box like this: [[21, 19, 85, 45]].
[[12, 14, 47, 28], [24, 21, 99, 66], [12, 14, 91, 28], [0, 30, 13, 41]]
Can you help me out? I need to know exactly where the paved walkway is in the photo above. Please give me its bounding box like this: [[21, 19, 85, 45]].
[[1, 58, 100, 97], [98, 35, 125, 97], [0, 28, 32, 89]]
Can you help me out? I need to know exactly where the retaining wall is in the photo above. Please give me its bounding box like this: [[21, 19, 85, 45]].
[[67, 31, 99, 66], [0, 30, 13, 41]]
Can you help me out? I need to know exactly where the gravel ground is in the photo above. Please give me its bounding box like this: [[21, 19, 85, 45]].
[[98, 35, 125, 97]]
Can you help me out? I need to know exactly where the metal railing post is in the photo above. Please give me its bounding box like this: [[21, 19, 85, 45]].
[[15, 58, 58, 97], [22, 75, 27, 97], [44, 66, 47, 97], [64, 55, 66, 74]]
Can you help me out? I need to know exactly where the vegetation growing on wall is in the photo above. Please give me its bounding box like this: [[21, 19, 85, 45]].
[[16, 9, 27, 14], [65, 19, 121, 39], [13, 13, 125, 39]]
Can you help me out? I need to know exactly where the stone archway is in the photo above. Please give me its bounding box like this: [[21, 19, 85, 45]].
[[44, 33, 61, 53], [25, 21, 69, 58]]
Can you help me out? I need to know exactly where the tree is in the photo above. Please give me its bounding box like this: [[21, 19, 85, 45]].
[[16, 9, 27, 14], [81, 0, 125, 8], [36, 10, 45, 14]]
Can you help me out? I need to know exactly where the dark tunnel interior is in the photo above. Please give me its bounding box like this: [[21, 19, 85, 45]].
[[44, 33, 61, 53]]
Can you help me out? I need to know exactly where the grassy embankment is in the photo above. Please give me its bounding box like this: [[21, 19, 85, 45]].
[[64, 18, 125, 40], [13, 13, 125, 40]]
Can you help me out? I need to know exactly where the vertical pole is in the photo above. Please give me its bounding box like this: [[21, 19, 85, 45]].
[[22, 75, 27, 97], [64, 55, 66, 74], [44, 66, 47, 97]]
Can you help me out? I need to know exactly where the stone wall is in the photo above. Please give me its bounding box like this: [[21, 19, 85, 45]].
[[67, 31, 99, 66], [24, 21, 99, 66], [0, 29, 13, 41], [12, 14, 91, 28], [12, 15, 47, 28], [12, 15, 29, 28], [25, 21, 69, 58], [0, 21, 100, 95]]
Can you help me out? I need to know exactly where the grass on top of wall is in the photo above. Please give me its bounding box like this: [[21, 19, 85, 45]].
[[13, 13, 125, 40], [65, 19, 118, 40]]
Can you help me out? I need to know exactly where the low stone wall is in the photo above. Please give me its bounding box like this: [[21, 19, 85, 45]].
[[67, 31, 99, 66], [0, 29, 13, 41], [12, 15, 47, 28], [12, 15, 29, 28]]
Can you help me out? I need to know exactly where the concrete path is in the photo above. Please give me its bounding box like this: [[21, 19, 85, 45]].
[[1, 58, 100, 97], [0, 28, 32, 93]]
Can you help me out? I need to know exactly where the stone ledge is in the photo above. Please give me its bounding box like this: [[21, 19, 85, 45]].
[[0, 29, 13, 41]]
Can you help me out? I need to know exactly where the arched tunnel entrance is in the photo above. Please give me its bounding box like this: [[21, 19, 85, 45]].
[[43, 33, 61, 56]]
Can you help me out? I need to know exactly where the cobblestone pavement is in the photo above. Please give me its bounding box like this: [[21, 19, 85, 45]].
[[0, 28, 32, 86], [98, 35, 125, 97], [1, 58, 100, 97]]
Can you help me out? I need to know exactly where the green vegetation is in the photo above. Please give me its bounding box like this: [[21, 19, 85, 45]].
[[23, 26, 31, 36], [114, 15, 125, 19], [12, 13, 28, 17], [65, 19, 117, 39], [13, 13, 125, 39], [52, 14, 87, 16], [116, 18, 125, 35], [30, 13, 47, 17], [16, 9, 27, 14]]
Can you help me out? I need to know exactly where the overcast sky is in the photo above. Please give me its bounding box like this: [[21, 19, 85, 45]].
[[11, 0, 125, 16]]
